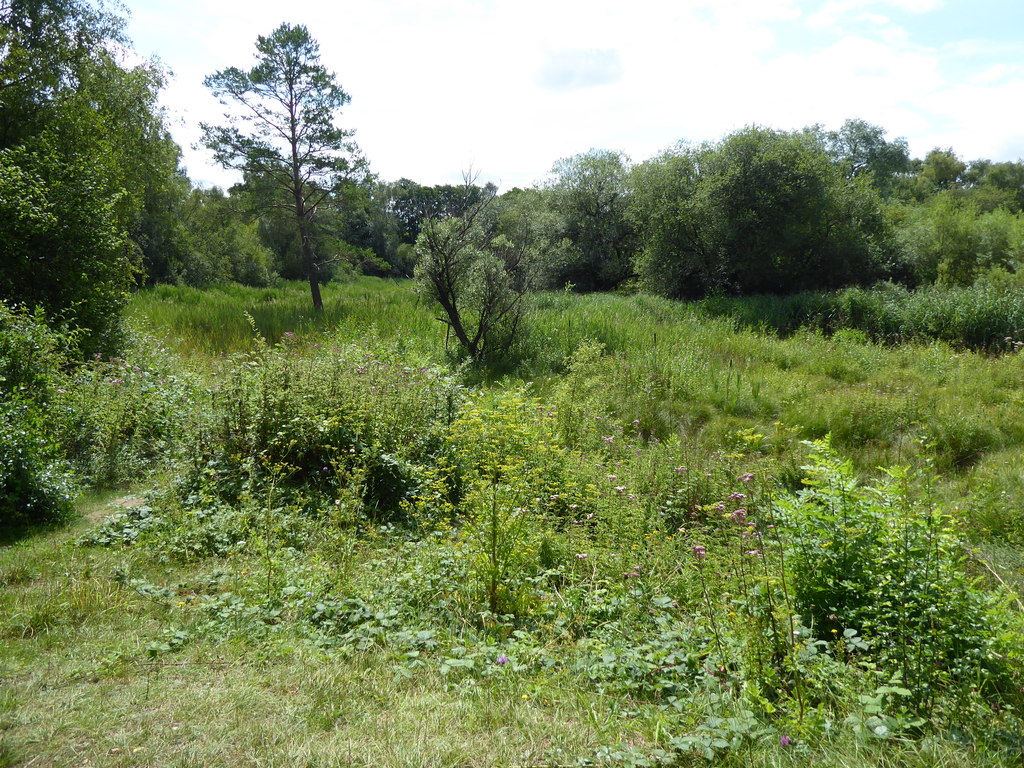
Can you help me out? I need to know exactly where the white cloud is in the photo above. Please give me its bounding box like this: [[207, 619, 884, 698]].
[[125, 0, 1021, 190]]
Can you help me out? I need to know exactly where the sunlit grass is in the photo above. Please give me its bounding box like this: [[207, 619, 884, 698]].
[[5, 279, 1016, 767]]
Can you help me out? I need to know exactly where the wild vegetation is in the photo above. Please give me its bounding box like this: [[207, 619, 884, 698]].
[[4, 281, 1024, 767], [3, 2, 1024, 766]]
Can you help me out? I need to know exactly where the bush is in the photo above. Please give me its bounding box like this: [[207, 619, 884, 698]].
[[776, 441, 1003, 714], [0, 399, 76, 527], [0, 143, 136, 357], [631, 127, 892, 299], [188, 337, 462, 520], [0, 304, 77, 527]]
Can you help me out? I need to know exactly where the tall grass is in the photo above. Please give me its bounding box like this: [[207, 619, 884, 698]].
[[697, 281, 1024, 351], [130, 280, 1024, 486], [130, 278, 442, 356]]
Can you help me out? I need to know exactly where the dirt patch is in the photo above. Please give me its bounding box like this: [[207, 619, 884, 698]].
[[85, 496, 146, 523]]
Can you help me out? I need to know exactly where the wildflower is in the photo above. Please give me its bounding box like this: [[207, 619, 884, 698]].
[[739, 472, 755, 483], [728, 492, 746, 501], [691, 545, 707, 560], [322, 466, 329, 472], [576, 553, 588, 560], [603, 436, 614, 444], [614, 486, 627, 494], [674, 465, 687, 473], [606, 474, 617, 481], [780, 734, 792, 747], [496, 656, 509, 665], [730, 509, 747, 523]]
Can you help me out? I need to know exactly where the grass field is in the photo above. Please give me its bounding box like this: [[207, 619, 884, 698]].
[[3, 278, 1024, 767]]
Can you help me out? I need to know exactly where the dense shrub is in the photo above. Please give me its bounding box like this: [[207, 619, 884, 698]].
[[189, 337, 463, 519], [777, 442, 1004, 713], [53, 337, 205, 486], [0, 144, 136, 357], [0, 304, 77, 527], [698, 280, 1024, 351]]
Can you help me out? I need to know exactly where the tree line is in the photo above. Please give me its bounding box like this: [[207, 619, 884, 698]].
[[2, 4, 1024, 361]]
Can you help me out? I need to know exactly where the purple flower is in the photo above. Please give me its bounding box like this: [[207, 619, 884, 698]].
[[576, 553, 588, 560], [692, 545, 707, 560], [496, 656, 509, 665], [779, 734, 792, 747], [603, 436, 614, 444], [728, 492, 746, 501], [730, 509, 747, 523], [739, 473, 755, 483]]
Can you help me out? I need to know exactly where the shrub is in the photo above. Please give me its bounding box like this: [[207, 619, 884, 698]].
[[776, 441, 1003, 714], [190, 337, 462, 520], [0, 304, 77, 527]]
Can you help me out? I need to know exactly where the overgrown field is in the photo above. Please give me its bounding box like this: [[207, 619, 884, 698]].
[[3, 279, 1024, 767]]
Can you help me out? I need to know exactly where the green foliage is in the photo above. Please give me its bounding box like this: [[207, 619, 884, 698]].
[[202, 23, 368, 311], [543, 149, 638, 291], [53, 338, 205, 487], [0, 142, 135, 356], [817, 118, 911, 198], [777, 441, 1002, 713], [697, 279, 1024, 351], [0, 0, 183, 356], [0, 304, 76, 527], [415, 184, 541, 363], [189, 337, 459, 520], [896, 194, 1024, 286], [631, 127, 892, 299]]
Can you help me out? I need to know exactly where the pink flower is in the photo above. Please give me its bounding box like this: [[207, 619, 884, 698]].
[[576, 553, 588, 560], [692, 545, 707, 560], [739, 473, 755, 483]]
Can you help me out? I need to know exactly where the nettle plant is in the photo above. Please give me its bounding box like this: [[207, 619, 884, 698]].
[[775, 440, 1004, 717]]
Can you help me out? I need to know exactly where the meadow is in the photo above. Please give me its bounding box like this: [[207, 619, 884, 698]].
[[2, 278, 1024, 767]]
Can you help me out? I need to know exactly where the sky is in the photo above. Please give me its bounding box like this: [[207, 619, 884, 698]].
[[123, 0, 1024, 190]]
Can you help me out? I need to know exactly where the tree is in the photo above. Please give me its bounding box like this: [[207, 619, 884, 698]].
[[544, 149, 637, 290], [818, 118, 911, 197], [631, 127, 892, 298], [202, 23, 367, 311], [415, 179, 540, 362], [0, 0, 176, 355]]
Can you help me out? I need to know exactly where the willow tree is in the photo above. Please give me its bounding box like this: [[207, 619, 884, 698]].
[[202, 23, 366, 310]]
